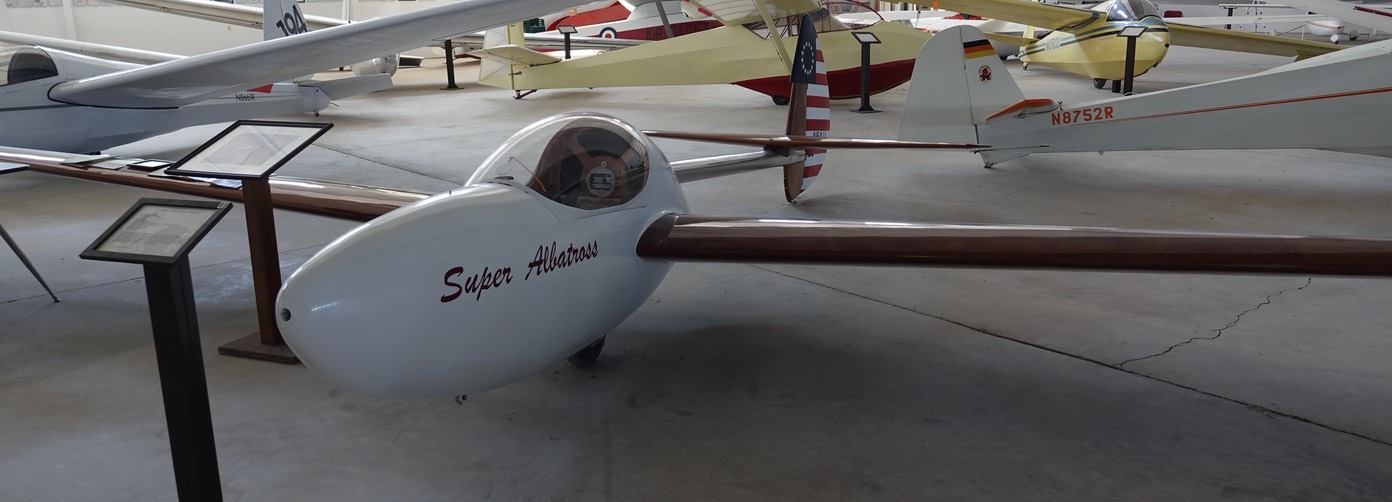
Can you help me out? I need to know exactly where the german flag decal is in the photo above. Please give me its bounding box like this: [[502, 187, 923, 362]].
[[963, 39, 995, 59]]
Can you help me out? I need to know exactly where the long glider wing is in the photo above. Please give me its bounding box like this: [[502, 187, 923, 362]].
[[683, 0, 824, 26], [0, 148, 424, 221], [911, 0, 1341, 58], [0, 30, 180, 64], [910, 0, 1099, 32], [107, 0, 646, 52], [1166, 22, 1342, 59], [10, 148, 1392, 277], [637, 214, 1392, 277], [47, 0, 583, 108], [1282, 0, 1392, 33], [108, 0, 343, 31]]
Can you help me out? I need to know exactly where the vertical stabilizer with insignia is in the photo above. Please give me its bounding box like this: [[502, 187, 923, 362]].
[[782, 13, 829, 202], [898, 26, 1022, 150]]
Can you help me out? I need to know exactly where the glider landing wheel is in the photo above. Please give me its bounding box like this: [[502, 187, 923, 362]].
[[1093, 78, 1107, 89], [567, 336, 606, 367], [772, 95, 790, 106]]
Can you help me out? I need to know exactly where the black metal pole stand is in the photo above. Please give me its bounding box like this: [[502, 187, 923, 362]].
[[0, 221, 59, 302], [441, 39, 460, 90], [1123, 36, 1138, 95], [853, 41, 878, 113], [144, 258, 223, 502], [564, 32, 573, 59]]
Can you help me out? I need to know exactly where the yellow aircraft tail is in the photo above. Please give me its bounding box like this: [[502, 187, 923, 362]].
[[477, 23, 529, 90]]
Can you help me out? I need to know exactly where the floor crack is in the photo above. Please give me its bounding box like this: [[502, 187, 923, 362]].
[[1116, 278, 1313, 368], [748, 267, 1392, 448]]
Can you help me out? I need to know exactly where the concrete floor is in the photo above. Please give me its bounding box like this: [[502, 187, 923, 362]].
[[2, 45, 1392, 500]]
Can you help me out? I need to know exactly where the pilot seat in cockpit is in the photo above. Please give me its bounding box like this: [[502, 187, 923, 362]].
[[528, 121, 648, 210]]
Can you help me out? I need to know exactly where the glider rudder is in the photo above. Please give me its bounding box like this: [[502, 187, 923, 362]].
[[264, 0, 310, 41], [898, 26, 1022, 147], [783, 13, 829, 202]]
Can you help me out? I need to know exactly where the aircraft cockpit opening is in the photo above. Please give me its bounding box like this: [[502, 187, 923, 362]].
[[471, 115, 650, 211], [1100, 0, 1161, 22], [0, 47, 57, 87]]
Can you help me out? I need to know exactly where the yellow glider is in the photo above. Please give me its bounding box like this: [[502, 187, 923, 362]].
[[910, 0, 1342, 89], [473, 0, 933, 103]]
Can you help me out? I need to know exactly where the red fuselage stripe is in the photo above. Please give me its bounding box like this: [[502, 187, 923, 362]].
[[1103, 86, 1392, 123]]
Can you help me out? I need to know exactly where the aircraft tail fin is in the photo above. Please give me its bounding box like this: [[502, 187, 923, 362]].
[[264, 0, 310, 40], [781, 13, 829, 202], [898, 26, 1023, 149], [477, 23, 528, 90]]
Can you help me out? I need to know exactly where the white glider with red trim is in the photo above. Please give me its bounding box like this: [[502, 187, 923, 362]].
[[898, 25, 1392, 166], [0, 0, 583, 153]]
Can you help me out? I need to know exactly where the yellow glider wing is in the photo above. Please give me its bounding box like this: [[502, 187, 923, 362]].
[[908, 0, 1098, 32], [685, 0, 822, 26], [984, 32, 1037, 48], [1167, 23, 1343, 59]]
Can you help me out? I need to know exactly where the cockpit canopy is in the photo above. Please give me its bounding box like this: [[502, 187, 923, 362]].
[[0, 47, 58, 87], [1096, 0, 1160, 22], [469, 114, 650, 211]]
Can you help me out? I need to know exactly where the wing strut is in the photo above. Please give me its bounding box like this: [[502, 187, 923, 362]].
[[753, 0, 794, 71]]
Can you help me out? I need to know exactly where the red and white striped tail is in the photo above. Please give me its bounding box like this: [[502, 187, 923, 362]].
[[783, 14, 830, 202], [801, 45, 829, 195]]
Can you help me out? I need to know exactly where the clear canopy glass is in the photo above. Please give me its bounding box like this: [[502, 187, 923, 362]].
[[1, 47, 58, 87], [470, 115, 650, 211]]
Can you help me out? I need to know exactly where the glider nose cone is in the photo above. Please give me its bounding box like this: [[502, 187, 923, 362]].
[[276, 254, 395, 396]]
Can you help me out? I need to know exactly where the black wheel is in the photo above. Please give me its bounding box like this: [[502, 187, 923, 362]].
[[1093, 78, 1107, 89], [771, 95, 790, 106], [567, 336, 606, 367]]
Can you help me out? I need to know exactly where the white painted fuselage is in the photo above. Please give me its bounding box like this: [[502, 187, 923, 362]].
[[0, 46, 333, 152], [976, 39, 1392, 164], [276, 114, 689, 398]]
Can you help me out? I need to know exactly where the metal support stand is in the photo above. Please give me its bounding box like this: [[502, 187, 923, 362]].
[[441, 39, 460, 90], [217, 178, 298, 364], [851, 32, 882, 114], [80, 198, 231, 502], [654, 0, 675, 39], [0, 221, 59, 302], [1123, 35, 1138, 95], [564, 32, 573, 59], [1115, 25, 1148, 96], [145, 259, 223, 502]]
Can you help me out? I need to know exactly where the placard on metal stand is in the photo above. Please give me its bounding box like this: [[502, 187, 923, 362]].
[[850, 31, 882, 114], [165, 119, 333, 364], [80, 197, 232, 502]]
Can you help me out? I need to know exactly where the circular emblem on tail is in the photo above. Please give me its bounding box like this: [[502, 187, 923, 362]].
[[978, 65, 993, 82]]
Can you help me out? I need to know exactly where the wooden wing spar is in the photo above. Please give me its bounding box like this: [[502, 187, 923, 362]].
[[642, 131, 985, 149], [636, 215, 1392, 277], [10, 150, 1392, 278], [0, 150, 424, 222]]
